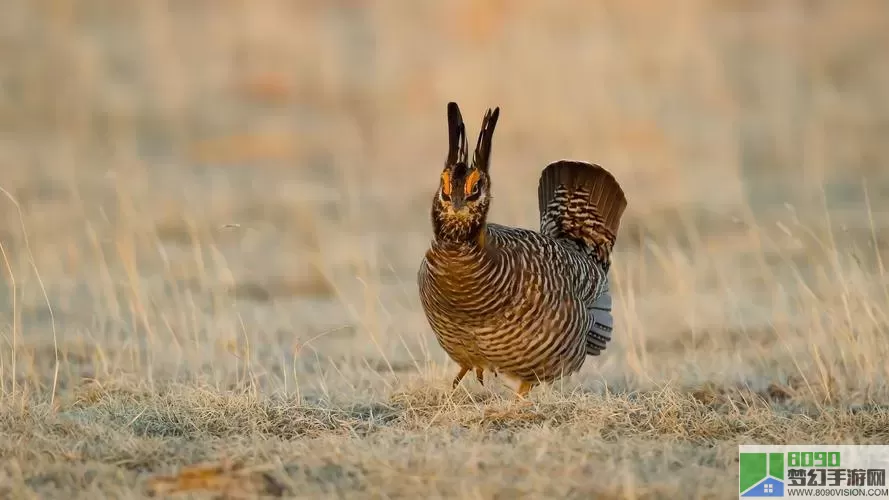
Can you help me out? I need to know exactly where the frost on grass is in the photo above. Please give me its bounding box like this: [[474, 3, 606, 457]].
[[3, 1, 889, 498], [1, 380, 888, 498]]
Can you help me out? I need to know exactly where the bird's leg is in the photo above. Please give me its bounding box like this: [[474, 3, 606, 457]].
[[452, 366, 470, 389], [516, 381, 534, 400], [475, 368, 484, 386]]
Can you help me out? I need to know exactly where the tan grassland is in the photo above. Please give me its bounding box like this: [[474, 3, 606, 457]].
[[2, 1, 889, 498]]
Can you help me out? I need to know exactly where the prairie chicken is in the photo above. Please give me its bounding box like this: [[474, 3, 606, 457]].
[[417, 102, 628, 398]]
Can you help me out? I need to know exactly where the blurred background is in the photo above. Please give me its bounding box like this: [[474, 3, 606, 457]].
[[2, 0, 889, 398]]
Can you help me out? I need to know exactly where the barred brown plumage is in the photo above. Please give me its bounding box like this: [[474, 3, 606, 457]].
[[417, 102, 628, 399]]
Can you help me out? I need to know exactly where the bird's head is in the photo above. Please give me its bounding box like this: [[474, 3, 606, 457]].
[[431, 102, 500, 244]]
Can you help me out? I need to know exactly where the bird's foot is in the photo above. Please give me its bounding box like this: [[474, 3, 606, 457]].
[[451, 366, 470, 389], [515, 381, 535, 401]]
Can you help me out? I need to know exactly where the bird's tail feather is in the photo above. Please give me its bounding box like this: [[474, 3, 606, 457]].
[[538, 160, 627, 267]]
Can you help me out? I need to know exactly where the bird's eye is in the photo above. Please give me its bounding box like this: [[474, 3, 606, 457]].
[[465, 182, 482, 201], [440, 190, 451, 202]]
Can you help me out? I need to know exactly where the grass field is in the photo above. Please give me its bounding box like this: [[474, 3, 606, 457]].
[[2, 1, 889, 498]]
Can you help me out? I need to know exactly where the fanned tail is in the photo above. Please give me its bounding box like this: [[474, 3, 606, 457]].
[[537, 160, 627, 269], [538, 160, 625, 356]]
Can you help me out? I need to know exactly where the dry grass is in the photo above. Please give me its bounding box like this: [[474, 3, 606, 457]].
[[2, 0, 889, 498]]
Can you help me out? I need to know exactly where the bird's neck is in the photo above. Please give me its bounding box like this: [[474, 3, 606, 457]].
[[425, 226, 494, 288], [432, 221, 488, 250]]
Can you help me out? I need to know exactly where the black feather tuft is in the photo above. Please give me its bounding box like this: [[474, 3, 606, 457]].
[[447, 102, 468, 167], [472, 107, 500, 173]]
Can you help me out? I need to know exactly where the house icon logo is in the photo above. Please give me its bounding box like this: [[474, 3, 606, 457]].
[[740, 452, 785, 497]]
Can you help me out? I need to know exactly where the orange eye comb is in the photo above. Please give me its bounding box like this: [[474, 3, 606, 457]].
[[441, 171, 452, 195], [465, 169, 480, 195]]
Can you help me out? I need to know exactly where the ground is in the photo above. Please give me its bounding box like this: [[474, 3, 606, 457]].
[[1, 1, 889, 498]]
